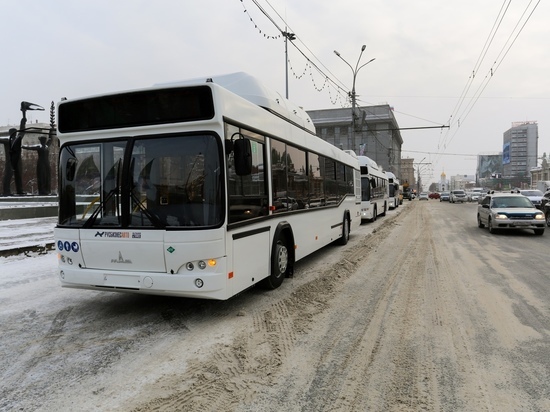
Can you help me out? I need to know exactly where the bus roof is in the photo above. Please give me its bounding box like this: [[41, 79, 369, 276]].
[[157, 72, 316, 133], [357, 155, 381, 170]]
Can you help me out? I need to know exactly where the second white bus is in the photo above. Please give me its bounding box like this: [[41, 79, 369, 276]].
[[358, 155, 388, 221]]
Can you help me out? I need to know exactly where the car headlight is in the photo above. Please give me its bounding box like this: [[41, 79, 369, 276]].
[[495, 213, 508, 220], [535, 214, 544, 220]]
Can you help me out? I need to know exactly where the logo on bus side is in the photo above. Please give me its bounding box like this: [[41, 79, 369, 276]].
[[111, 251, 132, 264], [94, 231, 141, 238]]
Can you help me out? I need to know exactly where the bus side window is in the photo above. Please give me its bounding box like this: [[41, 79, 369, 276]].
[[227, 127, 267, 223]]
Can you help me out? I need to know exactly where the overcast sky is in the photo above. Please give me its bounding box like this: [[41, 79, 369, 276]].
[[1, 0, 547, 185]]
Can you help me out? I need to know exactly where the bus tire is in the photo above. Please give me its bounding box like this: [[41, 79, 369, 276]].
[[261, 235, 289, 289], [372, 206, 377, 222], [337, 215, 350, 245], [381, 202, 387, 216]]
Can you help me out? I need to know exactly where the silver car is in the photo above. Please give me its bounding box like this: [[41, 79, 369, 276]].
[[477, 192, 545, 235], [450, 189, 467, 203]]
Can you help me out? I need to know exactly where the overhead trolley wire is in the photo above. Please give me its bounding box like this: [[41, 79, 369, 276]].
[[436, 0, 540, 167]]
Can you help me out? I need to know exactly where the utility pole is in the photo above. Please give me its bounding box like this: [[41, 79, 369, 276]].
[[282, 30, 295, 99]]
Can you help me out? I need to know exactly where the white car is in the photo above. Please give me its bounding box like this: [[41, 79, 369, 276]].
[[477, 192, 545, 235], [519, 189, 543, 209]]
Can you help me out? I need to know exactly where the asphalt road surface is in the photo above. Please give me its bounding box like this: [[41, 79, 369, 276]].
[[1, 200, 548, 411]]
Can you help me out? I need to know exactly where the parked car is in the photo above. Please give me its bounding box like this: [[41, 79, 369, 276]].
[[543, 202, 550, 227], [450, 189, 467, 203], [477, 192, 545, 235], [541, 190, 550, 209], [440, 192, 450, 202], [280, 197, 299, 210], [429, 192, 440, 199], [418, 192, 429, 200], [519, 189, 544, 209]]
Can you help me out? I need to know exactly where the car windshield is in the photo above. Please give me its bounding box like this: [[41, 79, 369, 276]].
[[491, 196, 534, 208]]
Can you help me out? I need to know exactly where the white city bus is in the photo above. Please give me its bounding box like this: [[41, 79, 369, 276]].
[[358, 155, 388, 221], [54, 73, 361, 300], [386, 171, 401, 209]]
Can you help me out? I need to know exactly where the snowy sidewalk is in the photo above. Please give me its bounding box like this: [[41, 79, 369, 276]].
[[0, 217, 56, 256]]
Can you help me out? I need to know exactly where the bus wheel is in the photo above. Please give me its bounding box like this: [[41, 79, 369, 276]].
[[372, 206, 377, 222], [381, 203, 387, 216], [337, 216, 350, 245], [261, 236, 289, 289]]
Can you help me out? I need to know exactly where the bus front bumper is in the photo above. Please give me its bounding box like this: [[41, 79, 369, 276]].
[[58, 266, 230, 300]]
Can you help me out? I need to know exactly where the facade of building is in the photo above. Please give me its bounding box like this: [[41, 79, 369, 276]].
[[400, 158, 415, 190], [502, 121, 538, 182], [477, 153, 503, 181], [450, 174, 475, 190], [307, 104, 403, 179], [530, 153, 550, 189], [438, 171, 448, 192]]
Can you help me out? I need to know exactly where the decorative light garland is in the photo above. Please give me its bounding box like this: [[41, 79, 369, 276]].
[[239, 0, 351, 108], [239, 0, 281, 39]]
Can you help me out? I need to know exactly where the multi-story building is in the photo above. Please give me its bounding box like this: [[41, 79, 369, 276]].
[[449, 174, 475, 190], [307, 104, 403, 179], [400, 158, 415, 190], [502, 121, 538, 183]]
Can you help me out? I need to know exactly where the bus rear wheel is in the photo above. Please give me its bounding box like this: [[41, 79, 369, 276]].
[[337, 216, 350, 245], [261, 236, 289, 289]]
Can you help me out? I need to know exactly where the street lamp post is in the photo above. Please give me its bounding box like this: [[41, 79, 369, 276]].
[[415, 157, 433, 193], [334, 45, 375, 153]]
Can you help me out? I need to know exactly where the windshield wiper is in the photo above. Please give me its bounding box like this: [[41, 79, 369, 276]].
[[83, 185, 120, 228], [129, 188, 164, 228], [83, 159, 122, 228]]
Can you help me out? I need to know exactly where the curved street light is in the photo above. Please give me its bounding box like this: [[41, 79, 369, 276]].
[[334, 45, 375, 152]]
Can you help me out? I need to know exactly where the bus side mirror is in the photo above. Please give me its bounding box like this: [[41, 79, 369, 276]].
[[234, 138, 252, 176]]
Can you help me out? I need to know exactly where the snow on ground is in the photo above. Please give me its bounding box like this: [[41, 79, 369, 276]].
[[0, 217, 56, 252]]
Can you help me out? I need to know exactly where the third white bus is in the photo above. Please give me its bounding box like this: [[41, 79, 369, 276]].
[[386, 171, 401, 209]]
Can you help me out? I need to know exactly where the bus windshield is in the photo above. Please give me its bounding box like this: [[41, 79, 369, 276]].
[[58, 134, 223, 228]]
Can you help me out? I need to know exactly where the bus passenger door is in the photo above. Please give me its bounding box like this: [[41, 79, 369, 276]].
[[231, 228, 270, 295]]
